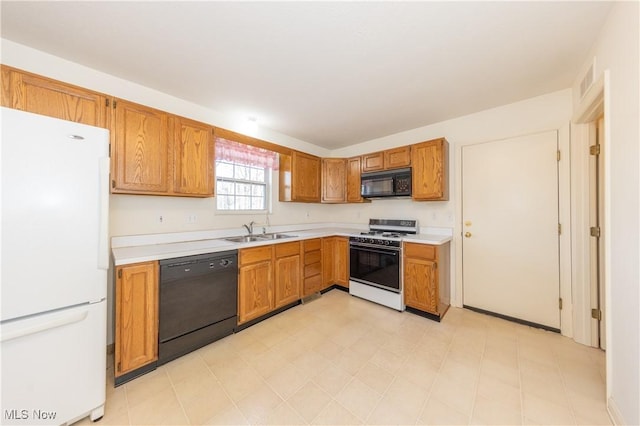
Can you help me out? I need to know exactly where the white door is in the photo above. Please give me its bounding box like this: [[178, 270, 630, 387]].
[[590, 116, 606, 349], [462, 131, 560, 329]]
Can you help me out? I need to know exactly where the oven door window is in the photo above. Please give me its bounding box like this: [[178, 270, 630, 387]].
[[349, 245, 400, 292]]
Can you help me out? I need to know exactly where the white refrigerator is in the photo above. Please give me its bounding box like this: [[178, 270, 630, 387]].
[[1, 107, 109, 425]]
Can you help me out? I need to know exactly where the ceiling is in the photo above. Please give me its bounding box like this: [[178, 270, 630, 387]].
[[1, 1, 612, 149]]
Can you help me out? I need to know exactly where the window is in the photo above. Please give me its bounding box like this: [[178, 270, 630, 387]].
[[215, 137, 278, 212], [216, 160, 268, 211]]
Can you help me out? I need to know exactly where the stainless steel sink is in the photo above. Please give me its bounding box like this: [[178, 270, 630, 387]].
[[257, 233, 296, 240], [224, 235, 264, 243], [224, 233, 296, 243]]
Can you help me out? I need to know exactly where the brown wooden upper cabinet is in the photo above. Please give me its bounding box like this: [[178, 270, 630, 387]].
[[111, 99, 171, 194], [321, 158, 347, 203], [1, 65, 108, 128], [361, 151, 385, 172], [279, 151, 321, 202], [171, 116, 215, 197], [346, 156, 366, 203], [384, 146, 411, 169], [411, 138, 449, 201], [361, 146, 411, 172], [111, 99, 215, 197]]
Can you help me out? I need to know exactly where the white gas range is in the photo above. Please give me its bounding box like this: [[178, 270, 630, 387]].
[[348, 219, 418, 310]]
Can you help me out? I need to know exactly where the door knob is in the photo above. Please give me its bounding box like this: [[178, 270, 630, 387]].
[[464, 232, 472, 238]]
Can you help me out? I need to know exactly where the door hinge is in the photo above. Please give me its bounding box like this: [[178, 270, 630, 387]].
[[117, 361, 121, 372], [590, 144, 601, 156], [559, 298, 563, 310], [112, 99, 117, 109], [591, 308, 602, 321], [434, 262, 438, 270], [558, 223, 562, 235], [590, 226, 601, 238], [105, 98, 110, 107], [111, 179, 116, 189], [557, 150, 561, 161], [117, 269, 122, 279]]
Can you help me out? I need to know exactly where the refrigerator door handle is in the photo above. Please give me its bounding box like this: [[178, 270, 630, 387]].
[[1, 309, 89, 343], [98, 157, 110, 270]]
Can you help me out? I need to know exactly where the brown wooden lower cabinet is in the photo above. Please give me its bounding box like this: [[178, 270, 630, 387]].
[[238, 246, 274, 324], [239, 241, 304, 324], [403, 242, 451, 319], [322, 236, 349, 289], [303, 239, 323, 296], [274, 242, 302, 308], [115, 261, 159, 378], [334, 237, 349, 288]]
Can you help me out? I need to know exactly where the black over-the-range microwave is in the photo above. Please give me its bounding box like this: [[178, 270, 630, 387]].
[[360, 167, 412, 198]]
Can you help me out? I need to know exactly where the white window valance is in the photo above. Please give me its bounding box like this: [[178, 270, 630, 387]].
[[215, 137, 279, 170]]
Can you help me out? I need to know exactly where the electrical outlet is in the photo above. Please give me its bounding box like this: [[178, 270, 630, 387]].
[[186, 214, 197, 224], [305, 212, 310, 218], [159, 215, 164, 223]]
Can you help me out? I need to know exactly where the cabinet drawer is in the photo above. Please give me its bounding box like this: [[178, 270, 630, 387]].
[[304, 262, 322, 278], [304, 250, 321, 265], [304, 239, 321, 252], [404, 243, 436, 260], [304, 274, 322, 293], [275, 241, 300, 258], [240, 246, 273, 265]]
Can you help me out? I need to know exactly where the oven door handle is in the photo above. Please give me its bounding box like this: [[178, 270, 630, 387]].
[[351, 246, 399, 256]]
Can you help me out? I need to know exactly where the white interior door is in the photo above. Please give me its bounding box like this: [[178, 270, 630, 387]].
[[462, 131, 560, 330], [590, 116, 606, 349]]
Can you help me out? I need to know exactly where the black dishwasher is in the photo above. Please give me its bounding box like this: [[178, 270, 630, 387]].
[[158, 250, 237, 365]]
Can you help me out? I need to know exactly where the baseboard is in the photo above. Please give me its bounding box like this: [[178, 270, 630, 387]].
[[607, 397, 625, 425], [463, 304, 560, 333]]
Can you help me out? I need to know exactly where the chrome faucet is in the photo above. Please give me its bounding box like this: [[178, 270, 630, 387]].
[[242, 221, 256, 235]]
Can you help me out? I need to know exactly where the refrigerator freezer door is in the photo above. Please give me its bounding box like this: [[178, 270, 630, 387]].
[[1, 108, 109, 322], [0, 301, 106, 425]]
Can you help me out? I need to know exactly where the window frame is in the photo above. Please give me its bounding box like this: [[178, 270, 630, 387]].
[[215, 159, 272, 214]]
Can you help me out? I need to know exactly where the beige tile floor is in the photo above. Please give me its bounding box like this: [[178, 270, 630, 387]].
[[77, 290, 611, 425]]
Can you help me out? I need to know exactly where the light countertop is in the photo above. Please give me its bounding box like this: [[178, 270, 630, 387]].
[[112, 225, 452, 266]]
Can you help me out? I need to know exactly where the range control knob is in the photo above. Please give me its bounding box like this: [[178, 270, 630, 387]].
[[384, 240, 390, 245]]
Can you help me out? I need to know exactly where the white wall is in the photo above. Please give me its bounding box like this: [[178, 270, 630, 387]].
[[332, 90, 573, 315], [572, 3, 640, 424], [0, 39, 338, 237]]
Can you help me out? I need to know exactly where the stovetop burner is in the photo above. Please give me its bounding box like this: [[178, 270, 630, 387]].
[[381, 232, 405, 238], [352, 219, 418, 247], [360, 231, 407, 238]]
